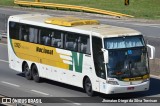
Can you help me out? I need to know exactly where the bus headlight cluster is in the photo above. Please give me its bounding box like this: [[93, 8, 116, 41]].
[[107, 81, 119, 85], [142, 78, 149, 83]]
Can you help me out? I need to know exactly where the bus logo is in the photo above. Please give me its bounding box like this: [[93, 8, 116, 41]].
[[14, 43, 21, 48], [36, 47, 53, 55]]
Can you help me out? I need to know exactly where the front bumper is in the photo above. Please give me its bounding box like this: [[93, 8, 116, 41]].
[[105, 81, 149, 94]]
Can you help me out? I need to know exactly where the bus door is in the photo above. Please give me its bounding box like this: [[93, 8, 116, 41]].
[[92, 36, 106, 93]]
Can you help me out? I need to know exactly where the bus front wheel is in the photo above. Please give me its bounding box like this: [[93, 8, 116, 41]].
[[32, 65, 41, 83], [84, 78, 94, 96]]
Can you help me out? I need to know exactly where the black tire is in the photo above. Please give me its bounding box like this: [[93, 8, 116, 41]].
[[32, 65, 41, 83], [23, 62, 32, 80], [84, 78, 95, 96]]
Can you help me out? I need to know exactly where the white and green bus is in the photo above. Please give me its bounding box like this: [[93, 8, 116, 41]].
[[8, 14, 155, 96]]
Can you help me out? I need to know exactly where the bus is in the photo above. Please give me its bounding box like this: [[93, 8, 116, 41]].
[[8, 14, 155, 96]]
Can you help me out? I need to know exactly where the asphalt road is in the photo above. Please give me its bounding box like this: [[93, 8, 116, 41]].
[[0, 7, 160, 106]]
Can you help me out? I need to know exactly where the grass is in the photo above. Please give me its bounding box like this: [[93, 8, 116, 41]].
[[0, 0, 160, 19], [0, 0, 14, 6]]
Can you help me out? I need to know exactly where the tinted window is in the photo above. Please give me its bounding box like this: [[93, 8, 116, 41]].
[[9, 22, 90, 54], [28, 27, 38, 43], [79, 35, 90, 54], [39, 28, 52, 46], [20, 25, 29, 41], [51, 31, 63, 48], [9, 22, 19, 39], [65, 33, 78, 52]]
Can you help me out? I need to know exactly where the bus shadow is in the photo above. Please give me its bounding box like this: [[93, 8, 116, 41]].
[[98, 78, 160, 99], [17, 73, 85, 94], [42, 78, 85, 93], [17, 73, 25, 77]]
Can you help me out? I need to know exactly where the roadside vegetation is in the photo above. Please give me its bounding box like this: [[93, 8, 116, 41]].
[[0, 0, 160, 19]]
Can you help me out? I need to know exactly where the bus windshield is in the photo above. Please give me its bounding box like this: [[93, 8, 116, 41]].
[[104, 36, 149, 80]]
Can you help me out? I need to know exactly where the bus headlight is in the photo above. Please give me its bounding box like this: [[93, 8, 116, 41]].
[[142, 78, 149, 83], [107, 81, 119, 85]]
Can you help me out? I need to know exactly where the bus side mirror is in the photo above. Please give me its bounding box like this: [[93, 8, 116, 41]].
[[101, 48, 109, 63], [147, 44, 155, 59]]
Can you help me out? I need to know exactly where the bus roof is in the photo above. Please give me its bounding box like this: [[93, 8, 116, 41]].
[[9, 14, 141, 38]]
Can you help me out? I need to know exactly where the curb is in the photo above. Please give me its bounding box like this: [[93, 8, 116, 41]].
[[14, 0, 133, 18]]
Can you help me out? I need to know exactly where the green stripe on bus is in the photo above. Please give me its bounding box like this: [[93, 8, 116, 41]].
[[69, 65, 73, 71], [72, 52, 83, 73], [10, 38, 16, 56]]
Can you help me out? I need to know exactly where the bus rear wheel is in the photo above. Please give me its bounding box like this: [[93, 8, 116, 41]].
[[32, 65, 41, 83], [23, 62, 32, 80], [84, 78, 94, 96]]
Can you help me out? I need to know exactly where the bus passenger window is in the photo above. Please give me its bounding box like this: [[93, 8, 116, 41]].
[[28, 27, 38, 43], [51, 31, 63, 48], [65, 33, 78, 51], [40, 28, 52, 46], [79, 35, 90, 54], [21, 25, 29, 41], [9, 22, 19, 40]]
